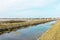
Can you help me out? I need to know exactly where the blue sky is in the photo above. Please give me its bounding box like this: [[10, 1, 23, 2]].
[[0, 0, 60, 18]]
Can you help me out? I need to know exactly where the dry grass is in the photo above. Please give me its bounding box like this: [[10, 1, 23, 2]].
[[0, 19, 54, 35], [38, 20, 60, 40], [0, 19, 53, 30]]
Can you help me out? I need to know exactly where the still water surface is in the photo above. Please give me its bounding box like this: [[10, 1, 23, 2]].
[[0, 21, 56, 40]]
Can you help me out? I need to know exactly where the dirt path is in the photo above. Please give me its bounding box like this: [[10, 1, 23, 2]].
[[38, 20, 60, 40]]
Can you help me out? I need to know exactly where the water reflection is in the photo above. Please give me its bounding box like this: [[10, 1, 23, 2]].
[[0, 21, 56, 40]]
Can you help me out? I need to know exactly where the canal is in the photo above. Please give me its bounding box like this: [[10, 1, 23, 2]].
[[0, 21, 56, 40]]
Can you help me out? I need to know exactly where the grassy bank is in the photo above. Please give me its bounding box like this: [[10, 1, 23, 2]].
[[0, 19, 54, 35], [38, 20, 60, 40]]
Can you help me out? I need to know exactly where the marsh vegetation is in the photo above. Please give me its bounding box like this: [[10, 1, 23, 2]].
[[0, 18, 55, 35]]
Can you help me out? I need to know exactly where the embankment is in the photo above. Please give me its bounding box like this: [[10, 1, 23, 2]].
[[0, 19, 54, 35], [38, 20, 60, 40]]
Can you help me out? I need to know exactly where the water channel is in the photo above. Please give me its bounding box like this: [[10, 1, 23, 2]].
[[0, 21, 56, 40]]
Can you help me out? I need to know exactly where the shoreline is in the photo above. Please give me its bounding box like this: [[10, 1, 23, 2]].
[[38, 20, 60, 40], [0, 19, 54, 35]]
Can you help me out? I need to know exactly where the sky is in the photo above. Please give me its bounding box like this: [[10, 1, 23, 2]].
[[0, 0, 60, 18]]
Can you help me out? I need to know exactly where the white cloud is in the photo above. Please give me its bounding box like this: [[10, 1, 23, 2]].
[[0, 0, 57, 12], [14, 0, 57, 10], [0, 0, 16, 12], [0, 0, 60, 18]]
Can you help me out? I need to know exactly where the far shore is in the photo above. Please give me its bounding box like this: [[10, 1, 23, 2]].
[[0, 18, 55, 35]]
